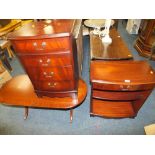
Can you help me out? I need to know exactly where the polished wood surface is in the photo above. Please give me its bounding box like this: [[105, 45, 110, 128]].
[[90, 28, 133, 60], [91, 61, 155, 89], [93, 90, 150, 101], [91, 99, 135, 118], [8, 20, 80, 98], [8, 20, 75, 39], [134, 19, 155, 60], [0, 75, 87, 109], [11, 37, 71, 53], [0, 74, 87, 122], [90, 60, 155, 118]]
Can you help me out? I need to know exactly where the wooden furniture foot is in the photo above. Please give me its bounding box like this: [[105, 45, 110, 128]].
[[24, 107, 29, 120], [70, 109, 73, 123]]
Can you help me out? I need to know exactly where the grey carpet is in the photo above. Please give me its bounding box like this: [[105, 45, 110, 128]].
[[0, 20, 155, 135]]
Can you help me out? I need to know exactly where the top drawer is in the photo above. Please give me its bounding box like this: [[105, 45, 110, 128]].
[[92, 82, 155, 91], [12, 37, 71, 53]]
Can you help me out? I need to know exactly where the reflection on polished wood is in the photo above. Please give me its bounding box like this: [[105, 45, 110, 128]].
[[90, 28, 133, 60]]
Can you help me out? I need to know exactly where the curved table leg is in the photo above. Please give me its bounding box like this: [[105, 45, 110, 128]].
[[24, 106, 29, 120]]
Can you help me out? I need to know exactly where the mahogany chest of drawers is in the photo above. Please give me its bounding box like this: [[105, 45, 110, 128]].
[[8, 20, 82, 98], [90, 61, 155, 118]]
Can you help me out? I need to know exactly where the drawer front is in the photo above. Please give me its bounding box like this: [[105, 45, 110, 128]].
[[92, 82, 154, 91], [34, 80, 75, 91], [39, 66, 74, 81], [24, 66, 74, 81], [12, 37, 71, 53], [19, 53, 72, 67], [92, 90, 149, 101], [91, 99, 135, 118]]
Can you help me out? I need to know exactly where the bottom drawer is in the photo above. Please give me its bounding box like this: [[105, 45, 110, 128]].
[[33, 80, 75, 91], [91, 99, 135, 118]]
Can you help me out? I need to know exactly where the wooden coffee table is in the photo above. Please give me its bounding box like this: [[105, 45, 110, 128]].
[[90, 28, 133, 60]]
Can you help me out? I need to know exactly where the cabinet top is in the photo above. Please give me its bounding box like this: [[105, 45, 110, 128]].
[[90, 61, 155, 85], [8, 19, 76, 40]]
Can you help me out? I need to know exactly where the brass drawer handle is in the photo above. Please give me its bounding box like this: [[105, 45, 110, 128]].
[[33, 42, 37, 47], [48, 82, 57, 87], [39, 59, 50, 66], [42, 42, 46, 48], [43, 72, 47, 75], [50, 72, 54, 75], [43, 72, 54, 77], [120, 85, 130, 90], [46, 59, 51, 63], [39, 59, 43, 63], [33, 42, 46, 50]]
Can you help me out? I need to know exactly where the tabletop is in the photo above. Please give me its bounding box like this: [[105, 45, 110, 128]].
[[90, 28, 133, 60]]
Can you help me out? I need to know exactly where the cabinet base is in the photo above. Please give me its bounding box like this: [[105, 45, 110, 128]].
[[35, 90, 78, 98]]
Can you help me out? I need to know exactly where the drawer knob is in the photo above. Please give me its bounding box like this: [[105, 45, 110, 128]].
[[120, 85, 130, 90], [47, 59, 51, 63], [48, 82, 57, 87], [43, 72, 47, 75], [42, 42, 46, 48], [39, 59, 43, 63], [50, 72, 54, 75], [33, 42, 37, 47]]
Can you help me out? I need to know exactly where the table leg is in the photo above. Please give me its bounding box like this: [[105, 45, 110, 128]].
[[24, 107, 29, 120], [70, 109, 73, 123]]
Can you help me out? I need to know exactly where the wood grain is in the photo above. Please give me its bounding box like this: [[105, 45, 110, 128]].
[[8, 20, 80, 98], [90, 28, 133, 60], [7, 20, 75, 39], [91, 99, 135, 118], [90, 61, 155, 89], [134, 19, 155, 60], [0, 75, 87, 109], [90, 60, 155, 118]]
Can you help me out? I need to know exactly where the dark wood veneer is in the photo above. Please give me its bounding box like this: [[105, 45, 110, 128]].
[[134, 19, 155, 60], [90, 28, 133, 60], [8, 20, 80, 98], [90, 60, 155, 118]]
